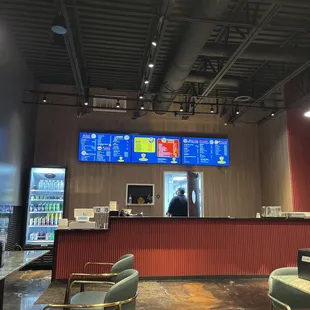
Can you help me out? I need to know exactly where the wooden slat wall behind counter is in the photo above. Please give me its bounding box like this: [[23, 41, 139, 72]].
[[34, 88, 261, 218]]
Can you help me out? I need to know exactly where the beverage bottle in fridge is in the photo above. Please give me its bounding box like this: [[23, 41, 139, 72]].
[[50, 214, 54, 226], [60, 181, 64, 191], [55, 180, 59, 191], [54, 213, 59, 225], [45, 233, 50, 240], [30, 217, 34, 226], [55, 203, 60, 212]]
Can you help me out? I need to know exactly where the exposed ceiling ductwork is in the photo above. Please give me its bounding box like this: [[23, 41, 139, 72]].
[[185, 72, 242, 88], [200, 43, 310, 63], [153, 0, 231, 114]]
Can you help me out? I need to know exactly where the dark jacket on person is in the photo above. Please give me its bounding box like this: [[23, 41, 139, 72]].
[[168, 194, 188, 217]]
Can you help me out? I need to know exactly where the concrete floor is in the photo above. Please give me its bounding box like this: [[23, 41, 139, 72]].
[[3, 270, 270, 309]]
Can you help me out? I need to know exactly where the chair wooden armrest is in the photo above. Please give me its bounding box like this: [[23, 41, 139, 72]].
[[84, 262, 114, 272], [268, 293, 292, 310], [43, 293, 138, 309]]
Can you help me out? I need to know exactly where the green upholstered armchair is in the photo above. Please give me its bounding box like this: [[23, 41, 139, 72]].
[[65, 254, 134, 303], [268, 267, 310, 309], [44, 269, 139, 310]]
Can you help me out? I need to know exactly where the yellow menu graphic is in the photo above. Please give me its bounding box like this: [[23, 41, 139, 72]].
[[134, 137, 155, 153]]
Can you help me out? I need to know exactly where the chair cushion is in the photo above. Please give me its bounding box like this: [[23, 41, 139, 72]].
[[71, 291, 107, 309]]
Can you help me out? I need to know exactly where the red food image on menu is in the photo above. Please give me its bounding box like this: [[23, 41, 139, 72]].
[[157, 138, 179, 158]]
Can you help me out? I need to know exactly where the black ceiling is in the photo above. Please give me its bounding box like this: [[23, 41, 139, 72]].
[[2, 0, 310, 123]]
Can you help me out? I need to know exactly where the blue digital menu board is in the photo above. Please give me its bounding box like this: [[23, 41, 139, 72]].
[[78, 132, 131, 163], [131, 135, 181, 165], [182, 137, 230, 166]]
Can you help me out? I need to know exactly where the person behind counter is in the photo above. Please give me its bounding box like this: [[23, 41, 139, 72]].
[[166, 187, 188, 217]]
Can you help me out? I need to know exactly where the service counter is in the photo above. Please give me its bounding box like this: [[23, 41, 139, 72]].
[[53, 217, 310, 280]]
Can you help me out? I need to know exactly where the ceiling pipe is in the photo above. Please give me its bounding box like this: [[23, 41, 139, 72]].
[[186, 72, 242, 88], [153, 0, 231, 114], [195, 4, 279, 107], [267, 0, 310, 7], [59, 0, 84, 95], [230, 59, 310, 123], [200, 43, 310, 63]]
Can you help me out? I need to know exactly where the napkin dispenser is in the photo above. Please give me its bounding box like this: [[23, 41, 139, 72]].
[[298, 248, 310, 280]]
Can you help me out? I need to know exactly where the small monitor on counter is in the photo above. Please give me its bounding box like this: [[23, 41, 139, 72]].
[[126, 184, 154, 206]]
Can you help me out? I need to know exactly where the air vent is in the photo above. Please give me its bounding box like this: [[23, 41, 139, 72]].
[[93, 96, 126, 113]]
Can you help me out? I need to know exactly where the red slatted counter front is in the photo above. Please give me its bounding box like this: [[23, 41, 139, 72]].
[[53, 218, 310, 280]]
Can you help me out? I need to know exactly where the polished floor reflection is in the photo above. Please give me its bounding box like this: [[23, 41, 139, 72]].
[[4, 270, 270, 309], [4, 270, 50, 310]]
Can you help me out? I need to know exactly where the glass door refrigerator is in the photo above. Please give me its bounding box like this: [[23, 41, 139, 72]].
[[25, 167, 67, 251]]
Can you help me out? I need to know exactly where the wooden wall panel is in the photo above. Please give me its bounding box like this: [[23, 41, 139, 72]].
[[258, 113, 292, 211], [34, 85, 261, 218], [287, 109, 310, 212], [285, 75, 310, 212]]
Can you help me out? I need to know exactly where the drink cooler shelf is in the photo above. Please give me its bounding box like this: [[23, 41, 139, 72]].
[[30, 211, 62, 214], [31, 190, 64, 192], [29, 225, 58, 228], [30, 200, 63, 202]]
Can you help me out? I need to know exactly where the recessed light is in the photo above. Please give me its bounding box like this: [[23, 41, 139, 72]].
[[152, 41, 157, 47], [144, 80, 149, 84], [148, 63, 154, 68], [139, 95, 143, 99], [304, 110, 310, 117], [141, 103, 145, 110]]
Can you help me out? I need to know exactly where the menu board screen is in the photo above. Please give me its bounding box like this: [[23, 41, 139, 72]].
[[131, 135, 181, 165], [78, 132, 131, 163], [182, 137, 230, 166]]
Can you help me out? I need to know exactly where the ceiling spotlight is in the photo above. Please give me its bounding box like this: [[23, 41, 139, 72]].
[[151, 41, 157, 47], [304, 110, 310, 117], [84, 101, 88, 106], [236, 106, 240, 115], [139, 95, 143, 99], [148, 63, 154, 68], [224, 122, 228, 126], [116, 99, 120, 108], [271, 112, 275, 117], [210, 105, 214, 113], [180, 104, 184, 112], [43, 95, 47, 103], [144, 80, 149, 84], [141, 103, 145, 110], [51, 14, 67, 35]]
